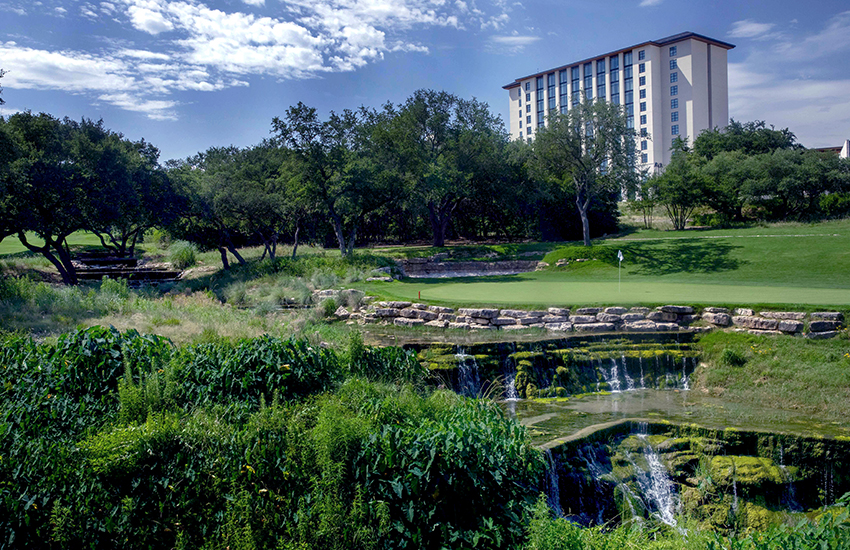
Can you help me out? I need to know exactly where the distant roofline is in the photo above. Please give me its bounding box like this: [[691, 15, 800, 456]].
[[502, 31, 735, 90]]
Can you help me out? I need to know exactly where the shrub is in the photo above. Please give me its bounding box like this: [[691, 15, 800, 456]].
[[719, 347, 746, 367], [168, 241, 198, 270]]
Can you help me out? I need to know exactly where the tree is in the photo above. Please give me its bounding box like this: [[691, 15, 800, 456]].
[[0, 69, 5, 106], [693, 119, 798, 160], [384, 90, 507, 247], [652, 137, 705, 230], [272, 103, 396, 256], [532, 98, 638, 246], [699, 150, 751, 223]]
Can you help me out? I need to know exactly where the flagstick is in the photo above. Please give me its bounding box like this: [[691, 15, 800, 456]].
[[618, 259, 621, 293]]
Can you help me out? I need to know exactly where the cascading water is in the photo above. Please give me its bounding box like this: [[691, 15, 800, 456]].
[[604, 359, 622, 393], [544, 450, 563, 517], [622, 354, 635, 391], [681, 356, 690, 391], [639, 356, 646, 389], [454, 348, 481, 397], [635, 432, 678, 527]]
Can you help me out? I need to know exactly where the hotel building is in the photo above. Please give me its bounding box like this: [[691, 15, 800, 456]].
[[503, 32, 734, 169]]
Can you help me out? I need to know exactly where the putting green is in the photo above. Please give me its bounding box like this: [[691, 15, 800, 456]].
[[383, 279, 850, 307]]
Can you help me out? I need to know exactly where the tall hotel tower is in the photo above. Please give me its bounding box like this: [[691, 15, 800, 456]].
[[503, 32, 734, 169]]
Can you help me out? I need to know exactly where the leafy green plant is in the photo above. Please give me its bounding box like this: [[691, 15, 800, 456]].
[[719, 347, 747, 367], [168, 240, 198, 270]]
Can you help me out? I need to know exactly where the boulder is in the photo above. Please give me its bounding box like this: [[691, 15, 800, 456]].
[[366, 276, 393, 282], [679, 314, 701, 324], [541, 315, 568, 324], [455, 316, 473, 324], [424, 320, 448, 329], [399, 308, 419, 318], [703, 307, 730, 314], [393, 317, 425, 327], [334, 306, 350, 319], [535, 261, 550, 270], [596, 312, 622, 323], [384, 301, 412, 309], [732, 316, 778, 330], [734, 308, 754, 316], [573, 322, 616, 333], [314, 289, 339, 299], [457, 308, 499, 319], [759, 311, 806, 320], [655, 322, 682, 332], [374, 308, 401, 318], [777, 320, 804, 333], [545, 322, 573, 332], [805, 331, 839, 340], [571, 315, 598, 324], [629, 307, 651, 314], [428, 305, 455, 314], [621, 312, 646, 322], [624, 320, 659, 332], [447, 322, 471, 330], [516, 316, 541, 325], [527, 310, 547, 317], [575, 307, 602, 315], [661, 305, 694, 314], [437, 313, 457, 322], [470, 317, 492, 325], [491, 316, 518, 326], [809, 320, 841, 332], [416, 310, 439, 321], [647, 311, 678, 322], [604, 307, 628, 315], [411, 302, 428, 310], [811, 312, 844, 321], [500, 309, 527, 318], [548, 307, 570, 316], [501, 324, 535, 331], [702, 312, 732, 326]]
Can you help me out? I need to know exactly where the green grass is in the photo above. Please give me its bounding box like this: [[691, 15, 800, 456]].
[[696, 330, 850, 423], [362, 219, 850, 307], [0, 231, 106, 256]]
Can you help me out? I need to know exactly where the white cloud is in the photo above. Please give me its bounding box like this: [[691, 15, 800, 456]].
[[728, 19, 776, 39], [774, 10, 850, 60], [242, 0, 264, 5], [128, 5, 174, 34], [639, 0, 662, 7], [98, 93, 179, 120], [488, 34, 539, 53]]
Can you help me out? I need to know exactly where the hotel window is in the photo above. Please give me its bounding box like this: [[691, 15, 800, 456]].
[[670, 59, 677, 70], [559, 69, 569, 112], [670, 72, 678, 83], [640, 101, 646, 112], [526, 93, 530, 102], [518, 97, 521, 106], [638, 50, 645, 60], [518, 110, 521, 119], [641, 140, 648, 150], [526, 116, 531, 124], [672, 124, 679, 135], [536, 76, 544, 126], [610, 72, 620, 104], [671, 111, 679, 122], [597, 59, 606, 74], [548, 72, 556, 110], [571, 66, 580, 106], [639, 63, 645, 73], [525, 82, 530, 90], [585, 122, 593, 137], [640, 114, 647, 125], [584, 62, 593, 100], [641, 153, 648, 163], [519, 131, 523, 138], [670, 85, 678, 95], [527, 127, 532, 135], [639, 76, 646, 86], [639, 89, 646, 99], [623, 52, 633, 128], [526, 105, 530, 113], [671, 98, 678, 109], [640, 127, 647, 137], [537, 112, 545, 128], [669, 46, 677, 57], [597, 59, 606, 99]]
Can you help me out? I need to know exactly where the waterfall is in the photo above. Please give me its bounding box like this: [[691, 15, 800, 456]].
[[604, 358, 622, 393], [578, 446, 609, 525], [454, 348, 481, 397], [639, 356, 646, 389], [636, 434, 678, 527], [779, 465, 802, 512], [622, 354, 635, 391], [544, 450, 563, 517], [681, 356, 690, 390], [504, 374, 519, 401], [731, 477, 738, 515]]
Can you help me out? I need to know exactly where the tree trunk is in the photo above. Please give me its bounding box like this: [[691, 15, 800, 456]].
[[330, 212, 348, 256], [19, 232, 78, 285], [291, 223, 300, 260], [345, 224, 357, 257], [428, 199, 457, 248], [219, 247, 230, 270], [227, 244, 245, 265], [575, 183, 592, 247]]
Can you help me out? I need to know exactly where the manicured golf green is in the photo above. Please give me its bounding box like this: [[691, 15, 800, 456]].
[[364, 219, 850, 307], [0, 231, 106, 256]]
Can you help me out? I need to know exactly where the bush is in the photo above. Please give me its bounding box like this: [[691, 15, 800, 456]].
[[719, 347, 747, 367], [168, 241, 198, 270]]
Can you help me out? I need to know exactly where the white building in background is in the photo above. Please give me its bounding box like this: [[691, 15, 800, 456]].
[[503, 32, 734, 169]]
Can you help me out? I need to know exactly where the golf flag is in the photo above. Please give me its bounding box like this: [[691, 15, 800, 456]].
[[617, 250, 624, 263], [617, 250, 623, 292]]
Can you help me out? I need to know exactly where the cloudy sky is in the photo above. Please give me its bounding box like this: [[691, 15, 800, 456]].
[[2, 0, 848, 161]]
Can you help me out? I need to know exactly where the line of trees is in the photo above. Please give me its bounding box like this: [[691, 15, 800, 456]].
[[636, 121, 850, 229], [3, 89, 849, 285]]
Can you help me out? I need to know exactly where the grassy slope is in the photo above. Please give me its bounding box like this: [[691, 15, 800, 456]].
[[363, 219, 850, 307]]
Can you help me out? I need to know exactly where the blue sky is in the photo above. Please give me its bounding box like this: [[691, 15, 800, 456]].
[[1, 0, 848, 161]]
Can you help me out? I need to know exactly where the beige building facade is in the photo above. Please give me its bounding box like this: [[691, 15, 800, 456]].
[[503, 32, 734, 169]]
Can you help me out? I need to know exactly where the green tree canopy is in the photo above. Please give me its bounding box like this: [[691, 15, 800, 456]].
[[532, 98, 638, 246]]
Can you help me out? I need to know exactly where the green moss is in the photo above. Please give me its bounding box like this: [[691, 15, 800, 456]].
[[710, 456, 784, 487]]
